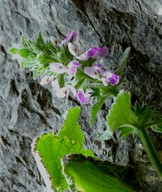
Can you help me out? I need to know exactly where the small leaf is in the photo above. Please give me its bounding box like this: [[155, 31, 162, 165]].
[[74, 72, 89, 91], [9, 48, 18, 54], [58, 107, 84, 144], [90, 87, 100, 99], [151, 123, 162, 133], [18, 48, 31, 58], [73, 66, 91, 91], [79, 78, 89, 91], [37, 32, 44, 45], [57, 74, 64, 88], [75, 77, 85, 89], [38, 54, 51, 64], [90, 95, 110, 126], [21, 36, 27, 47], [107, 90, 138, 132], [116, 47, 131, 75]]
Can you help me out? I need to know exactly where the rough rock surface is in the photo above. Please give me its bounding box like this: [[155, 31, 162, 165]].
[[0, 0, 162, 191]]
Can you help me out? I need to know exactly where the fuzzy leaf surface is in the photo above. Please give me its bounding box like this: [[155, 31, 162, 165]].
[[35, 132, 93, 191], [116, 47, 131, 75], [107, 90, 138, 133], [33, 107, 94, 192]]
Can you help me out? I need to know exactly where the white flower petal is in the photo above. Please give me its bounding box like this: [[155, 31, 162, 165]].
[[50, 63, 68, 74], [40, 75, 52, 85], [68, 43, 78, 56]]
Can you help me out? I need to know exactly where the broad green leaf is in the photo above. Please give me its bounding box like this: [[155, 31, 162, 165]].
[[34, 132, 93, 192], [58, 107, 84, 144], [96, 129, 113, 141], [33, 107, 94, 192], [90, 95, 110, 126], [107, 90, 138, 132], [64, 161, 135, 192], [9, 48, 18, 54], [116, 47, 131, 75], [18, 48, 31, 58]]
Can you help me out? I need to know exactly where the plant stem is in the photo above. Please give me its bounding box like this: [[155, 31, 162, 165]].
[[137, 127, 162, 178]]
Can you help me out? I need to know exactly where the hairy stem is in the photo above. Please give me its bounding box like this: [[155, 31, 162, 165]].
[[137, 127, 162, 178]]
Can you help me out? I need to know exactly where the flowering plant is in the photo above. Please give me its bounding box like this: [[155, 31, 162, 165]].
[[10, 31, 162, 192], [10, 31, 130, 125]]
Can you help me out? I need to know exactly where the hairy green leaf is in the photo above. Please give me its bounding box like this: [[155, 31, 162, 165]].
[[34, 132, 93, 192], [9, 48, 18, 54], [18, 48, 31, 58], [37, 32, 44, 45], [33, 107, 94, 192], [107, 90, 138, 133], [90, 94, 110, 126], [116, 47, 131, 75], [10, 33, 63, 79]]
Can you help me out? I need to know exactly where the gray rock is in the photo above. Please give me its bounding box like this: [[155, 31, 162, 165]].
[[0, 0, 162, 191]]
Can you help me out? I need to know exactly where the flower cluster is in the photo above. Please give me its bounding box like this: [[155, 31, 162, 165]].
[[40, 31, 120, 104]]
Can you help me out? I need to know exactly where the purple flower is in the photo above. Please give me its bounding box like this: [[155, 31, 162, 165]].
[[75, 90, 90, 104], [84, 66, 120, 86], [50, 61, 81, 76], [92, 63, 106, 73], [102, 71, 120, 86], [68, 61, 82, 76], [98, 46, 108, 58], [61, 31, 77, 46], [84, 64, 106, 79], [107, 73, 120, 85], [87, 46, 99, 57], [77, 46, 99, 61], [77, 46, 108, 61]]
